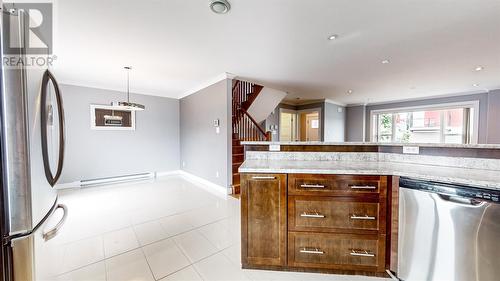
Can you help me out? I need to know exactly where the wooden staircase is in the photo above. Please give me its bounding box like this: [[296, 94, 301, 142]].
[[231, 80, 271, 195]]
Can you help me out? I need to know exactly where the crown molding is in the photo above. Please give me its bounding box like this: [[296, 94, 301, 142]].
[[363, 89, 488, 107], [324, 98, 346, 107]]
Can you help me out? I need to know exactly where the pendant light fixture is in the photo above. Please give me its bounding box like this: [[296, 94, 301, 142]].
[[111, 66, 145, 111]]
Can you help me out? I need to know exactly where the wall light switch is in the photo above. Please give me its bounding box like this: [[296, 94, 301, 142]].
[[213, 119, 220, 127], [269, 144, 281, 151], [216, 171, 220, 178], [215, 127, 220, 134], [403, 146, 420, 154]]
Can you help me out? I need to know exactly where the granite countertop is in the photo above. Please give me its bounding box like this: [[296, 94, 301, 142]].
[[239, 159, 500, 190], [240, 141, 500, 149]]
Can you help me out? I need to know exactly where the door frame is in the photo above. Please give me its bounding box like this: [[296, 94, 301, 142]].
[[279, 108, 299, 141], [297, 107, 322, 141]]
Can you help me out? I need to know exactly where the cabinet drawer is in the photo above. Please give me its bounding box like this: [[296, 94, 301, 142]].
[[288, 196, 383, 233], [288, 174, 384, 196], [288, 232, 386, 272]]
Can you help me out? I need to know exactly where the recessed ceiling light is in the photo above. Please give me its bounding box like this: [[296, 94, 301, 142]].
[[347, 89, 353, 95], [474, 66, 484, 72], [473, 83, 480, 87], [209, 0, 231, 14], [381, 59, 390, 64], [328, 34, 338, 40]]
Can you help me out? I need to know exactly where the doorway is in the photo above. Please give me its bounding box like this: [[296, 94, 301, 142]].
[[279, 110, 298, 141], [279, 108, 322, 142], [299, 111, 320, 141]]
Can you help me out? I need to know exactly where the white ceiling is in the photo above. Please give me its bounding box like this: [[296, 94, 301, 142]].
[[53, 0, 500, 105]]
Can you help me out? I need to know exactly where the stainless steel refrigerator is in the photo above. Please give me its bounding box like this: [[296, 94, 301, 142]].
[[1, 7, 67, 281]]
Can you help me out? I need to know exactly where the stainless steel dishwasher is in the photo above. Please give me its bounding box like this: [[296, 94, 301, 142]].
[[398, 177, 500, 281]]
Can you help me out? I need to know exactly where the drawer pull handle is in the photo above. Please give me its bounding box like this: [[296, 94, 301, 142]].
[[350, 249, 375, 257], [300, 212, 325, 218], [300, 248, 324, 255], [300, 184, 325, 188], [252, 176, 276, 179], [350, 214, 376, 220], [349, 185, 377, 190]]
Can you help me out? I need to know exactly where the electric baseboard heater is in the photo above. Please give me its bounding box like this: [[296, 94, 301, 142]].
[[79, 172, 155, 187]]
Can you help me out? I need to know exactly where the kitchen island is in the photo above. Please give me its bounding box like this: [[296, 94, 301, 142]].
[[238, 142, 500, 278]]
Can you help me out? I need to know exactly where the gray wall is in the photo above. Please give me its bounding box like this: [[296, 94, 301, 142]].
[[487, 89, 500, 144], [264, 106, 280, 141], [361, 93, 490, 143], [323, 102, 346, 142], [346, 105, 366, 142], [180, 79, 231, 188], [59, 84, 180, 183]]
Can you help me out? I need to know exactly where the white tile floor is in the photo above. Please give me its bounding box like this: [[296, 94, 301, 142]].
[[42, 175, 389, 281]]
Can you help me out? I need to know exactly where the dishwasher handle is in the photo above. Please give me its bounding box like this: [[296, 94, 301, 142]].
[[436, 194, 486, 207]]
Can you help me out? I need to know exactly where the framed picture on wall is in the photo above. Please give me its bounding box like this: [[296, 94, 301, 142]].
[[90, 104, 136, 130]]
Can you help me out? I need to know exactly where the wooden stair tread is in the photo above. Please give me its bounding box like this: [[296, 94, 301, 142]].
[[231, 183, 241, 196]]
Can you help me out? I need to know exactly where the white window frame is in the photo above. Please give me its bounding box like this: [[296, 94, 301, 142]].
[[90, 104, 136, 131], [369, 101, 479, 144]]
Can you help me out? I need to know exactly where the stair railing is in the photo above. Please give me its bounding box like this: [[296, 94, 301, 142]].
[[232, 80, 271, 141]]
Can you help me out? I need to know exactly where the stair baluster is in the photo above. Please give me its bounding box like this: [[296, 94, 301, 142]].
[[231, 79, 271, 195]]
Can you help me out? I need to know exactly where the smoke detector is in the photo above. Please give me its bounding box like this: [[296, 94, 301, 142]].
[[209, 0, 231, 14]]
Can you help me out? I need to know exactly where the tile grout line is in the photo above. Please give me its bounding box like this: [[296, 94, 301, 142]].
[[53, 197, 227, 250], [102, 236, 108, 281], [56, 210, 238, 276], [190, 262, 206, 281], [132, 226, 156, 281], [159, 237, 201, 280], [51, 180, 238, 279], [54, 215, 233, 278]]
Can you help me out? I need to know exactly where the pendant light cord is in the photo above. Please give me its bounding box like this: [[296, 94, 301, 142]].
[[125, 66, 131, 103], [120, 65, 144, 110]]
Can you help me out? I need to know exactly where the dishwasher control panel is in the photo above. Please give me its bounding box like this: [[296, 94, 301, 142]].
[[400, 177, 500, 203]]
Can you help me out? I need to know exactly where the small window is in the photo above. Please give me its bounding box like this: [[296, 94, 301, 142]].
[[90, 105, 136, 130], [371, 103, 477, 144]]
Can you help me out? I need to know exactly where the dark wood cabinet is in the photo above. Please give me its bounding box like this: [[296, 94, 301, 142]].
[[288, 174, 383, 196], [241, 174, 287, 267], [288, 232, 386, 271], [288, 196, 382, 233], [241, 173, 390, 277]]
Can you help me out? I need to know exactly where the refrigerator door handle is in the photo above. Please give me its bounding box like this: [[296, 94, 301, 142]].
[[40, 70, 65, 187], [42, 204, 68, 241], [5, 198, 59, 243]]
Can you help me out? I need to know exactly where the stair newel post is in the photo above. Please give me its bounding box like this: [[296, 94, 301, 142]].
[[244, 114, 247, 141]]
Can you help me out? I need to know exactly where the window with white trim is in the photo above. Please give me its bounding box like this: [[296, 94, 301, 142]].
[[371, 103, 478, 144]]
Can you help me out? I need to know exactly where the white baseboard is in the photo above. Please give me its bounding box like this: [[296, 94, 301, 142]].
[[175, 170, 230, 199], [155, 170, 184, 178]]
